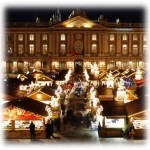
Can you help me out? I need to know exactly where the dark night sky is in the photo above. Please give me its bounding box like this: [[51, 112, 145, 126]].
[[5, 7, 145, 23]]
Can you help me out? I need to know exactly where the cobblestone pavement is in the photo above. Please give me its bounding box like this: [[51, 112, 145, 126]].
[[2, 125, 147, 146]]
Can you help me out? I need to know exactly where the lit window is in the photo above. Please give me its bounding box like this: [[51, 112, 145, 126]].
[[18, 44, 24, 55], [122, 44, 128, 55], [133, 44, 138, 55], [29, 44, 34, 55], [110, 34, 115, 41], [42, 34, 48, 40], [8, 45, 13, 55], [143, 44, 147, 54], [29, 34, 34, 41], [60, 34, 66, 41], [122, 34, 128, 41], [92, 34, 97, 41], [91, 44, 97, 53], [60, 44, 66, 55], [143, 34, 147, 41], [133, 34, 138, 41], [109, 44, 115, 53], [18, 34, 23, 41], [42, 44, 48, 55]]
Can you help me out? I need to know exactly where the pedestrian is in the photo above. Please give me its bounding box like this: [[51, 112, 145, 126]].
[[129, 124, 135, 139], [98, 122, 101, 137], [45, 120, 52, 139], [29, 121, 35, 140]]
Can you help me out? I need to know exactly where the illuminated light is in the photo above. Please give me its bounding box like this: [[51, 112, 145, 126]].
[[106, 71, 114, 88], [45, 105, 52, 117], [84, 69, 90, 81], [83, 23, 91, 28], [116, 88, 126, 101], [50, 97, 59, 107], [135, 67, 143, 80], [17, 74, 21, 79], [37, 94, 42, 100], [66, 24, 74, 27], [26, 71, 30, 74]]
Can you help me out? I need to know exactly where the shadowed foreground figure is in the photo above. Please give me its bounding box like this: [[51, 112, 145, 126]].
[[29, 121, 35, 140]]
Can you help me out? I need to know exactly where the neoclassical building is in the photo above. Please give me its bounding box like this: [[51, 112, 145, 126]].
[[4, 9, 147, 74]]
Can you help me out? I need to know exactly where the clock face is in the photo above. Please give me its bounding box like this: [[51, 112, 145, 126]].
[[76, 34, 82, 39], [75, 40, 83, 54]]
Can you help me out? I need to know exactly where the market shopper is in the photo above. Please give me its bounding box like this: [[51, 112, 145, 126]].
[[98, 122, 101, 137], [45, 119, 54, 139], [129, 124, 135, 139], [29, 121, 35, 140]]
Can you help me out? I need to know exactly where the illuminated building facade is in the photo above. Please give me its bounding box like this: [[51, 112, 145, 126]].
[[3, 9, 147, 74]]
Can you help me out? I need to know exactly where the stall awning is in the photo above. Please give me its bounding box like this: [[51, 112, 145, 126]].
[[101, 101, 127, 117], [15, 114, 43, 120], [125, 98, 148, 118], [3, 97, 48, 117]]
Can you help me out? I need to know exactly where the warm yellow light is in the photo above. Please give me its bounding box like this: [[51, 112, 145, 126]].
[[37, 94, 42, 100], [83, 23, 91, 28], [66, 24, 74, 28]]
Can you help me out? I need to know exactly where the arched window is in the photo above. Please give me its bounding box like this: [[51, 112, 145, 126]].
[[18, 44, 24, 55], [133, 44, 138, 55], [42, 34, 48, 41], [122, 44, 128, 55], [133, 34, 138, 41], [60, 44, 66, 55], [60, 34, 66, 41], [29, 44, 34, 55], [91, 44, 97, 53], [110, 34, 115, 41], [122, 34, 128, 41], [42, 44, 48, 55], [18, 34, 23, 41], [109, 44, 115, 54], [29, 34, 34, 41], [92, 34, 97, 41]]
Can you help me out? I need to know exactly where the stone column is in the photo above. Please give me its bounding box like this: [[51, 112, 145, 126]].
[[139, 34, 143, 56], [84, 33, 87, 56], [98, 33, 101, 56], [70, 33, 74, 55], [103, 34, 108, 55], [24, 34, 28, 56], [56, 33, 59, 56], [14, 33, 17, 56], [49, 33, 52, 54], [36, 33, 40, 55], [53, 33, 56, 56], [117, 34, 121, 55], [67, 33, 70, 56], [87, 33, 91, 56], [129, 34, 132, 56]]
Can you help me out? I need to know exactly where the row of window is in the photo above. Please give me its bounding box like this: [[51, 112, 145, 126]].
[[7, 33, 148, 42], [7, 43, 147, 56]]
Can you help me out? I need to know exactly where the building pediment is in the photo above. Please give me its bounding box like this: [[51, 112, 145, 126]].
[[51, 16, 106, 29]]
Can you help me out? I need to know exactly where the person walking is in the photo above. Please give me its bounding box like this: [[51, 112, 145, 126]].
[[45, 120, 51, 139], [45, 119, 54, 139], [98, 122, 101, 138], [29, 121, 35, 140]]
